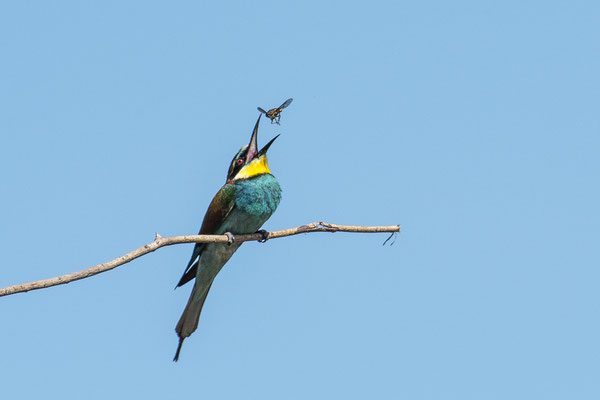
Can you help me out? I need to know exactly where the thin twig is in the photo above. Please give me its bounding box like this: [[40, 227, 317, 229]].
[[0, 222, 399, 297], [382, 231, 398, 246]]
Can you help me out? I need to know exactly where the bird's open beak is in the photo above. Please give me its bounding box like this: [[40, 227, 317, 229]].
[[246, 114, 279, 161], [258, 134, 279, 157], [246, 114, 261, 161]]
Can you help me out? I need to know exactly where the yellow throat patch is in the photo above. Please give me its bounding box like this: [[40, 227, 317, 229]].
[[234, 155, 271, 180]]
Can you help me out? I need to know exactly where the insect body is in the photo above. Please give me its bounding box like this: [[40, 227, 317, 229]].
[[257, 98, 293, 125]]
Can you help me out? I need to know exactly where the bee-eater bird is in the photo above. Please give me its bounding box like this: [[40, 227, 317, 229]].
[[173, 114, 281, 361]]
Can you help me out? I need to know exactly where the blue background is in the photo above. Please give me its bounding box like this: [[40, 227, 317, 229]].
[[1, 1, 599, 399]]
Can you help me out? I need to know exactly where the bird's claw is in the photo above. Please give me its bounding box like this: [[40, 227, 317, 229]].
[[224, 232, 235, 246], [256, 229, 269, 243]]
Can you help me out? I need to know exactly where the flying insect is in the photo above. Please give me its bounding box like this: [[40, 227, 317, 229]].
[[257, 98, 293, 125]]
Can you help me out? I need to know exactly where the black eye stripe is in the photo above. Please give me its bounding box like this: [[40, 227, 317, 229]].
[[227, 146, 251, 181]]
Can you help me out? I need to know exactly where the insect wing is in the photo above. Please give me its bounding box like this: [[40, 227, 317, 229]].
[[279, 98, 293, 110]]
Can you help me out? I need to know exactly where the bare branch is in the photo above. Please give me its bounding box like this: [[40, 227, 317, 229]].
[[0, 222, 399, 297]]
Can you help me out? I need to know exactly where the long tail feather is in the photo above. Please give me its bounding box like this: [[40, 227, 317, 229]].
[[173, 337, 185, 362], [173, 281, 213, 361]]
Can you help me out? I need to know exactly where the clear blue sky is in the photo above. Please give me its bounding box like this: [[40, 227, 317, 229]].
[[1, 1, 599, 399]]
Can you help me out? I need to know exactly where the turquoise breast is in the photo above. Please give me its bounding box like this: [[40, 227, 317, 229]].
[[224, 173, 281, 234], [236, 173, 281, 216]]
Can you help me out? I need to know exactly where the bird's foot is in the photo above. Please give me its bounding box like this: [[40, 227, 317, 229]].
[[224, 232, 235, 246], [256, 229, 269, 243]]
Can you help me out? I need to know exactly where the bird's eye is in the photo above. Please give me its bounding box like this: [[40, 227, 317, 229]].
[[236, 158, 244, 166]]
